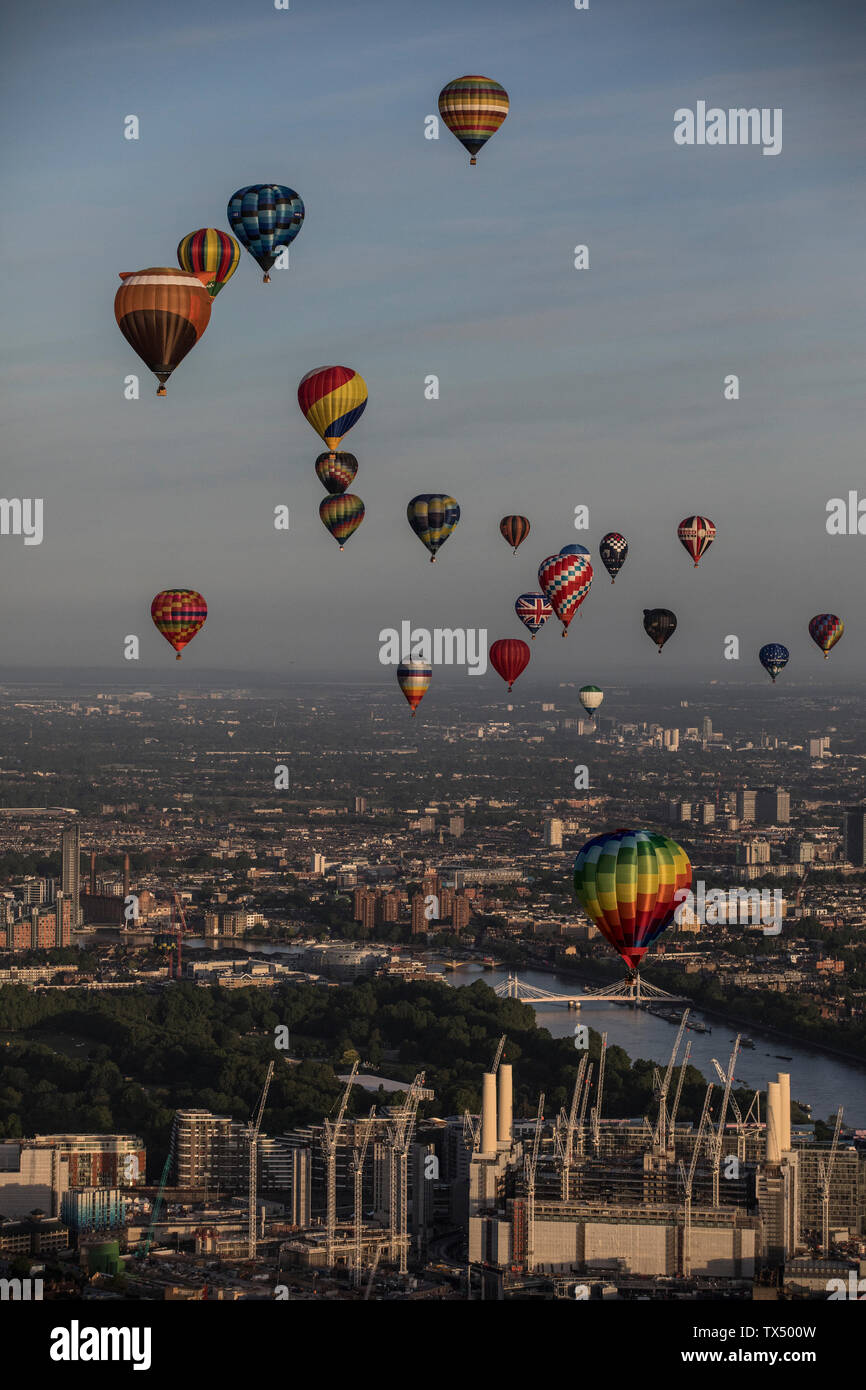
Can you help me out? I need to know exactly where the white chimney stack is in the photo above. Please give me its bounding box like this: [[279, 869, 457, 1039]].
[[776, 1072, 791, 1151], [766, 1081, 782, 1163], [481, 1072, 497, 1156], [497, 1064, 513, 1146]]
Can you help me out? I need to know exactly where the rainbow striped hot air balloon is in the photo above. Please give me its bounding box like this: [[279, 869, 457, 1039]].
[[151, 590, 207, 660], [319, 494, 365, 550], [438, 75, 509, 165], [177, 228, 240, 298], [397, 659, 431, 716], [298, 367, 368, 453], [573, 829, 692, 971], [315, 452, 358, 495], [115, 268, 212, 396]]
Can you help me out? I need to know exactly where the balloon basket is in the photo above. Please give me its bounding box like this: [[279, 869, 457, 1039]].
[[470, 156, 477, 166]]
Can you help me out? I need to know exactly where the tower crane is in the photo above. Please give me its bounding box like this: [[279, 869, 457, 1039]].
[[525, 1092, 545, 1274], [323, 1061, 358, 1268], [590, 1033, 607, 1154], [710, 1056, 755, 1164], [387, 1072, 433, 1275], [559, 1054, 588, 1200], [489, 1034, 507, 1074], [669, 1039, 691, 1144], [352, 1107, 376, 1287], [678, 1082, 714, 1277], [654, 1011, 690, 1153], [819, 1106, 843, 1253], [246, 1061, 274, 1260], [710, 1037, 739, 1205], [139, 1153, 172, 1258], [577, 1061, 593, 1159], [171, 893, 190, 979]]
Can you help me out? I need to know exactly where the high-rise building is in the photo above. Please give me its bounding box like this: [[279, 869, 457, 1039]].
[[310, 852, 327, 875], [843, 806, 866, 867], [449, 815, 465, 838], [702, 717, 713, 739], [354, 796, 367, 814], [452, 894, 470, 931], [60, 824, 81, 927], [543, 818, 563, 849], [809, 737, 830, 760], [410, 894, 428, 935], [663, 729, 680, 751], [756, 787, 790, 825], [736, 790, 757, 821], [376, 892, 400, 925], [738, 838, 771, 866]]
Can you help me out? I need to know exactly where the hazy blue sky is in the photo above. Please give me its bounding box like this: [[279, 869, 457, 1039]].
[[1, 0, 864, 694]]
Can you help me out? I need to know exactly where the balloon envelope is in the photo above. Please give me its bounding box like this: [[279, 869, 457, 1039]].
[[315, 452, 358, 495], [500, 515, 530, 553], [299, 366, 368, 451], [808, 614, 843, 659], [115, 268, 212, 395], [151, 590, 207, 659], [677, 515, 715, 568], [489, 638, 530, 691], [538, 552, 593, 635], [177, 228, 240, 297], [407, 494, 460, 561], [573, 829, 692, 970], [397, 659, 431, 716], [644, 608, 677, 651], [599, 532, 628, 583], [579, 685, 604, 715], [319, 494, 364, 549], [227, 184, 304, 281], [438, 75, 509, 164], [515, 592, 552, 638], [759, 643, 789, 682]]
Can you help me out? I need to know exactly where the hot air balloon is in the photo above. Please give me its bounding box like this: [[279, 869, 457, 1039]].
[[538, 552, 593, 636], [407, 495, 460, 562], [808, 614, 844, 660], [319, 494, 364, 550], [177, 228, 240, 298], [115, 268, 212, 396], [515, 592, 552, 639], [151, 590, 207, 660], [438, 75, 509, 166], [226, 184, 304, 282], [677, 515, 716, 568], [499, 515, 530, 554], [490, 638, 530, 691], [315, 452, 358, 495], [759, 643, 789, 683], [559, 543, 591, 559], [298, 366, 368, 453], [397, 659, 431, 716], [599, 532, 628, 584], [573, 829, 692, 971], [644, 608, 677, 652], [579, 685, 604, 718]]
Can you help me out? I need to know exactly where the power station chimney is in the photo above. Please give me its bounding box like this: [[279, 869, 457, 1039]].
[[123, 853, 131, 898], [497, 1064, 513, 1146], [766, 1080, 782, 1163], [481, 1072, 497, 1156], [776, 1072, 791, 1151], [89, 851, 96, 895]]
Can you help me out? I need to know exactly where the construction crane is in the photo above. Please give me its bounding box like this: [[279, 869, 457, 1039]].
[[590, 1033, 607, 1154], [140, 1153, 172, 1258], [170, 892, 190, 980], [819, 1106, 843, 1253], [678, 1082, 714, 1278], [524, 1093, 545, 1274], [247, 1061, 274, 1260], [577, 1061, 593, 1159], [387, 1072, 432, 1275], [323, 1062, 358, 1269], [654, 1010, 690, 1153], [352, 1107, 376, 1288], [489, 1035, 507, 1075], [669, 1039, 692, 1144], [710, 1037, 740, 1206], [710, 1056, 758, 1165], [559, 1054, 588, 1200]]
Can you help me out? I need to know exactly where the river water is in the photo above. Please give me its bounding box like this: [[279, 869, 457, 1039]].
[[439, 964, 866, 1127]]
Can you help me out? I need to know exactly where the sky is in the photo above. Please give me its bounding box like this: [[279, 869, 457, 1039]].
[[1, 0, 865, 694]]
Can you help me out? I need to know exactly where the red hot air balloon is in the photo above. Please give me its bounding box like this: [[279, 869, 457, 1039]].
[[151, 590, 207, 660], [489, 638, 530, 691], [538, 552, 593, 636], [677, 515, 715, 568]]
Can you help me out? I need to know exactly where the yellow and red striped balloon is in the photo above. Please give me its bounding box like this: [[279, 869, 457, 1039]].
[[298, 366, 368, 452]]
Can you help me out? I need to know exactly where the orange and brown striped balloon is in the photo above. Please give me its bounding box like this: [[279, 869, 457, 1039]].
[[499, 515, 530, 554], [115, 268, 212, 396]]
